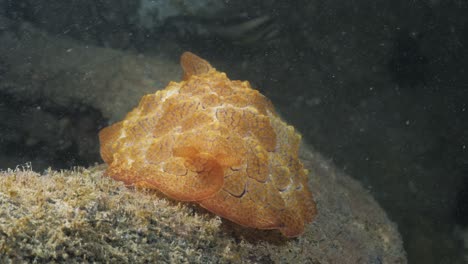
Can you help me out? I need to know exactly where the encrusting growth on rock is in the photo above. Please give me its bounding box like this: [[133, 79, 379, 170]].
[[99, 52, 316, 237]]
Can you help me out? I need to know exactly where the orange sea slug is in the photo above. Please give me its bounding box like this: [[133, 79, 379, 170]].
[[99, 52, 316, 237]]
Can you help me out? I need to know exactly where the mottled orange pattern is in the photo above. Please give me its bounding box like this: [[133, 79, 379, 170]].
[[99, 52, 316, 237]]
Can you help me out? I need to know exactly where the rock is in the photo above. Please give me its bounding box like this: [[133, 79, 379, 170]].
[[0, 143, 406, 263], [0, 16, 181, 122]]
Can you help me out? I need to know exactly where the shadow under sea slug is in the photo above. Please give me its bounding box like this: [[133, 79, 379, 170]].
[[99, 52, 316, 237]]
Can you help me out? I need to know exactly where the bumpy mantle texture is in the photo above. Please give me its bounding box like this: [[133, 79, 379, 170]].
[[99, 52, 316, 237]]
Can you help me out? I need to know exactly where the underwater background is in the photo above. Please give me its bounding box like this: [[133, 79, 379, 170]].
[[0, 0, 467, 263]]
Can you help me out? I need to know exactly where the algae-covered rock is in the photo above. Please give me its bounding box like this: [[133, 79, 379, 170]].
[[0, 143, 406, 263]]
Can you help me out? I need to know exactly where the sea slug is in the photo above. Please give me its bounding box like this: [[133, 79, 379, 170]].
[[99, 52, 316, 237]]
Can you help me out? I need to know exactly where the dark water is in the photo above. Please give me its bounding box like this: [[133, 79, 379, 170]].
[[0, 1, 467, 263]]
